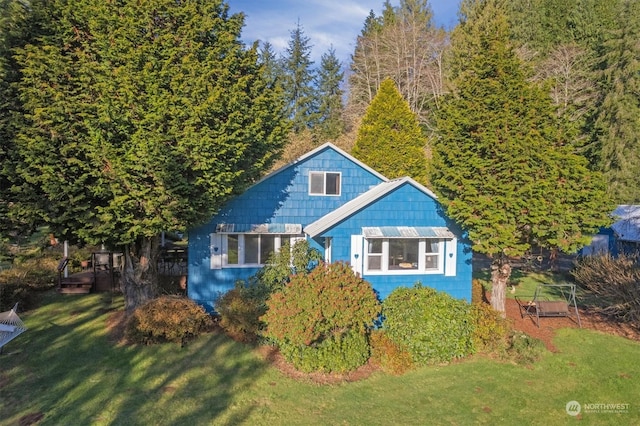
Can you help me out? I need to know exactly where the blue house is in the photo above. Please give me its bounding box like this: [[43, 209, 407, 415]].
[[581, 205, 640, 257], [187, 143, 472, 312]]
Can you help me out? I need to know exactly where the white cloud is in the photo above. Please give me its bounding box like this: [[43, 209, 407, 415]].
[[228, 0, 459, 64]]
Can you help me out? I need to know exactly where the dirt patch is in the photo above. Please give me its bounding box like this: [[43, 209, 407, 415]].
[[18, 412, 44, 426], [505, 296, 640, 352]]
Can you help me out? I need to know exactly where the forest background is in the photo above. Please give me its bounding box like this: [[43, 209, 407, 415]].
[[0, 0, 637, 313]]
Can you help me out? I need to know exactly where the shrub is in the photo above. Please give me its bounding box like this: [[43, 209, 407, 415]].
[[215, 282, 269, 342], [369, 329, 414, 375], [382, 284, 473, 365], [469, 303, 509, 354], [504, 331, 547, 365], [280, 330, 370, 373], [256, 240, 322, 292], [261, 261, 381, 372], [125, 296, 212, 345], [0, 256, 58, 311], [216, 241, 321, 343], [571, 253, 640, 327], [471, 279, 488, 305]]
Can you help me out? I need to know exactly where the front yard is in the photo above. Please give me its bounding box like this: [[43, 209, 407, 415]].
[[1, 291, 639, 425]]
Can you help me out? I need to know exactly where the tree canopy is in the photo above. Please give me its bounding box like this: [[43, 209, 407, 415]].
[[314, 47, 345, 142], [281, 21, 316, 133], [348, 0, 446, 128], [352, 78, 429, 185], [590, 0, 640, 203], [10, 0, 290, 312], [432, 0, 612, 313]]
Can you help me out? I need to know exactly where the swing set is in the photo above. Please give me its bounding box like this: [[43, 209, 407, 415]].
[[515, 284, 581, 328]]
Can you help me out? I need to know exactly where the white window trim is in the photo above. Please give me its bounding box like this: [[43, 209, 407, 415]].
[[363, 237, 445, 275], [216, 234, 305, 268], [309, 171, 342, 196]]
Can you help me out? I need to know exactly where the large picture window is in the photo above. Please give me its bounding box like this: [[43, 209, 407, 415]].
[[309, 171, 341, 196], [222, 234, 302, 266], [364, 238, 443, 273]]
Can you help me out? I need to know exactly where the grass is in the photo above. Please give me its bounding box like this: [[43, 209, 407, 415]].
[[2, 291, 640, 425], [474, 267, 589, 303]]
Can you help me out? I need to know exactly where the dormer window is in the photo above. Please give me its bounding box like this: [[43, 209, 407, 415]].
[[309, 171, 341, 196]]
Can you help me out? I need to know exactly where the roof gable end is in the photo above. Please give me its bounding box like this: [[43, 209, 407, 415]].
[[305, 177, 438, 237], [256, 142, 388, 185]]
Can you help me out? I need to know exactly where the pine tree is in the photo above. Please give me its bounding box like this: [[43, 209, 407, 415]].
[[314, 47, 345, 142], [259, 41, 282, 88], [590, 0, 640, 203], [13, 0, 290, 313], [433, 0, 612, 314], [352, 78, 428, 185], [281, 21, 316, 133]]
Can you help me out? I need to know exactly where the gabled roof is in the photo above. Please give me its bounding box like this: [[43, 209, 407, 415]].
[[304, 177, 438, 237], [255, 142, 388, 185], [612, 205, 640, 243]]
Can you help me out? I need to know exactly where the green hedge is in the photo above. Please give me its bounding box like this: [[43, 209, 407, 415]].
[[382, 284, 474, 365], [279, 330, 370, 373]]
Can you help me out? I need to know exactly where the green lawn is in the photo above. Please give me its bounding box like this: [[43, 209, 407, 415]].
[[2, 292, 639, 425]]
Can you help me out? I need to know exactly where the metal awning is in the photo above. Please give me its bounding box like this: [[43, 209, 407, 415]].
[[216, 223, 303, 234], [362, 226, 454, 239]]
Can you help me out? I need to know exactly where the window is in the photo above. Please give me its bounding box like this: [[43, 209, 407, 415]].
[[424, 240, 439, 270], [367, 239, 383, 270], [227, 234, 239, 264], [364, 238, 443, 273], [221, 234, 302, 266], [309, 171, 341, 196], [388, 239, 419, 270]]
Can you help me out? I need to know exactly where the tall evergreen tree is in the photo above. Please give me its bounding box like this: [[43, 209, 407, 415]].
[[281, 21, 316, 133], [433, 0, 611, 314], [314, 47, 345, 142], [258, 41, 282, 88], [590, 0, 640, 203], [13, 0, 290, 313], [0, 0, 33, 238], [352, 78, 428, 185]]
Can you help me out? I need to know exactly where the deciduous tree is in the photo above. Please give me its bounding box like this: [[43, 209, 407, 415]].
[[348, 0, 446, 128]]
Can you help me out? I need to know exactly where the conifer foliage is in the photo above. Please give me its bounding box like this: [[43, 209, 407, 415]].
[[432, 0, 612, 314], [12, 0, 289, 313], [352, 78, 429, 185]]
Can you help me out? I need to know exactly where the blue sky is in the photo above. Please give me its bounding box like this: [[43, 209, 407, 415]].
[[226, 1, 461, 64]]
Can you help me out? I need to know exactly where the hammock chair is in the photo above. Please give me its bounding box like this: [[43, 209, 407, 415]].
[[515, 284, 581, 328], [0, 303, 28, 352]]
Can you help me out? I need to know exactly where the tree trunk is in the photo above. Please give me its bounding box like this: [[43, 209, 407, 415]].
[[121, 235, 160, 315], [490, 258, 512, 318]]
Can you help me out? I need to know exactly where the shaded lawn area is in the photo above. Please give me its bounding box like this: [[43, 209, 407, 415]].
[[1, 292, 639, 425]]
